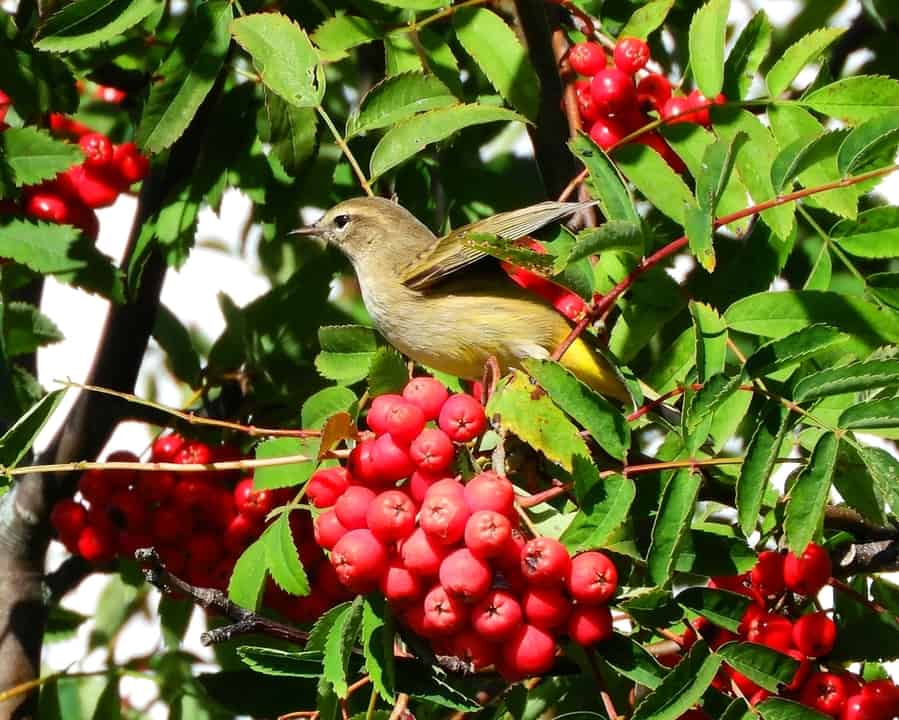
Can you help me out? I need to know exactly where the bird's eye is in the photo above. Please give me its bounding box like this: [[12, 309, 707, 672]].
[[334, 214, 351, 229]]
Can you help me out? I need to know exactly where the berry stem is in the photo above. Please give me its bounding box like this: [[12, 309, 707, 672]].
[[551, 163, 899, 363], [625, 384, 701, 423], [829, 577, 899, 623], [316, 105, 374, 197], [57, 380, 324, 438]]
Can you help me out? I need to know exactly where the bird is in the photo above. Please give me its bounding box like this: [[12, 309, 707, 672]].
[[291, 197, 630, 403]]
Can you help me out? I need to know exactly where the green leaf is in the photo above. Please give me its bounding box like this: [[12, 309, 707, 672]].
[[261, 91, 317, 176], [858, 446, 899, 515], [869, 271, 899, 309], [311, 14, 382, 62], [837, 110, 899, 175], [486, 370, 590, 472], [620, 0, 675, 39], [765, 28, 844, 97], [601, 633, 669, 690], [264, 512, 310, 597], [688, 0, 730, 98], [0, 127, 82, 187], [394, 659, 481, 710], [647, 469, 703, 586], [152, 304, 201, 388], [0, 389, 65, 470], [613, 141, 695, 226], [784, 431, 839, 553], [232, 13, 325, 108], [346, 72, 456, 137], [801, 76, 899, 124], [831, 207, 899, 259], [35, 0, 160, 52], [0, 47, 78, 118], [677, 587, 754, 633], [308, 601, 353, 651], [724, 290, 899, 346], [723, 12, 772, 100], [569, 133, 639, 223], [228, 535, 267, 610], [2, 302, 63, 356], [718, 642, 800, 693], [238, 647, 324, 677], [369, 104, 524, 179], [646, 328, 695, 394], [323, 598, 363, 697], [135, 1, 233, 153], [839, 398, 899, 429], [368, 346, 408, 396], [564, 221, 644, 264], [371, 0, 448, 8], [631, 640, 721, 720], [302, 387, 358, 429], [686, 373, 743, 429], [562, 469, 636, 552], [758, 698, 833, 720], [90, 675, 121, 720], [320, 325, 379, 352], [794, 358, 899, 401], [770, 132, 843, 194], [362, 595, 395, 702], [254, 437, 317, 490], [736, 402, 791, 537], [453, 7, 539, 120], [744, 324, 847, 377], [691, 301, 726, 381], [833, 443, 886, 524], [317, 352, 377, 384], [523, 359, 630, 460]]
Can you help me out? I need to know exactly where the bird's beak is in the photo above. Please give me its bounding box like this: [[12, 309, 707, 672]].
[[289, 225, 321, 237]]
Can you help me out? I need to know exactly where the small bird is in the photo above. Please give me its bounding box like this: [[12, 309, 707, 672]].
[[292, 197, 629, 403]]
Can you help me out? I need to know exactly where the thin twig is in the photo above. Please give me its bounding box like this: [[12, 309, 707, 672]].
[[317, 105, 374, 197], [830, 577, 899, 623]]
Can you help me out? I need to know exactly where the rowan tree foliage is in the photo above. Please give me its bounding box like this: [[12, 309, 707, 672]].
[[2, 0, 899, 718]]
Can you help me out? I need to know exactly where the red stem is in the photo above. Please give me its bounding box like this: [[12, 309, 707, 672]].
[[551, 163, 899, 362], [626, 384, 701, 422]]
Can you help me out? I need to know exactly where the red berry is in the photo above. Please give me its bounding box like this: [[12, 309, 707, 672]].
[[575, 79, 602, 123], [464, 510, 512, 558], [94, 85, 127, 104], [107, 489, 148, 532], [400, 526, 448, 577], [382, 400, 426, 446], [224, 512, 261, 554], [438, 394, 487, 442], [422, 584, 468, 635], [367, 394, 405, 434], [233, 477, 278, 522], [366, 489, 416, 542], [862, 680, 899, 719], [569, 42, 606, 76], [79, 133, 114, 167], [23, 189, 70, 224], [662, 95, 698, 125], [174, 440, 213, 466], [503, 624, 556, 676], [426, 477, 466, 501], [784, 542, 831, 596], [553, 292, 586, 321], [470, 589, 524, 641], [450, 629, 498, 670], [841, 694, 887, 720], [0, 90, 8, 122], [709, 572, 751, 596], [112, 142, 149, 185], [463, 471, 515, 517], [751, 550, 786, 598], [589, 115, 627, 150], [331, 529, 389, 593], [521, 537, 571, 586], [636, 73, 672, 109], [306, 466, 352, 508], [402, 377, 449, 420], [314, 509, 348, 550], [51, 499, 88, 538], [590, 68, 637, 114], [409, 469, 449, 505], [746, 612, 793, 652], [738, 603, 766, 635], [785, 649, 813, 692], [56, 163, 120, 209], [420, 489, 470, 545], [801, 672, 848, 717], [348, 439, 382, 487], [334, 485, 376, 530], [568, 604, 613, 646], [522, 586, 570, 629], [134, 469, 177, 505], [439, 548, 492, 602], [77, 524, 117, 562], [186, 532, 221, 567], [409, 428, 455, 474], [792, 612, 837, 657], [379, 559, 423, 605], [567, 551, 618, 604], [614, 37, 650, 74], [78, 469, 110, 506], [371, 433, 416, 482]]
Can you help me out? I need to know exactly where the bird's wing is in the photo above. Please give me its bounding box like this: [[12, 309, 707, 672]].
[[398, 200, 596, 290]]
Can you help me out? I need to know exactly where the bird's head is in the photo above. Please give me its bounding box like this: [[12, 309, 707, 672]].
[[291, 197, 434, 267]]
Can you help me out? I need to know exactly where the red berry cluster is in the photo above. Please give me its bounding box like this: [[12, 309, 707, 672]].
[[0, 87, 148, 240], [672, 543, 898, 720], [568, 37, 724, 170], [310, 377, 620, 678]]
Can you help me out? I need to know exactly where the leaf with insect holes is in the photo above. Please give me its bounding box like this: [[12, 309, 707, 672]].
[[688, 0, 730, 98]]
